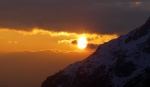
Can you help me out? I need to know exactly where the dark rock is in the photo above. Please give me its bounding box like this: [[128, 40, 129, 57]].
[[115, 60, 136, 77]]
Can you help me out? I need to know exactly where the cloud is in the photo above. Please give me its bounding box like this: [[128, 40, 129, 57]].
[[58, 39, 77, 44], [70, 39, 99, 50], [86, 44, 99, 49], [58, 39, 99, 50], [130, 1, 142, 6], [71, 39, 99, 49], [58, 39, 78, 45], [0, 28, 118, 52], [0, 0, 150, 35], [16, 28, 78, 37], [48, 49, 90, 54], [57, 33, 118, 50], [71, 40, 77, 44]]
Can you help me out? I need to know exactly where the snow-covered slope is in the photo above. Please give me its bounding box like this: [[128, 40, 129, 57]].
[[41, 18, 150, 87]]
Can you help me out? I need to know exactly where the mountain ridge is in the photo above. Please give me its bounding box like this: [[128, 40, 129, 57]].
[[41, 17, 150, 87]]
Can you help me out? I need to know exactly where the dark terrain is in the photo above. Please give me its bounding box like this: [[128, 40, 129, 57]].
[[42, 18, 150, 87]]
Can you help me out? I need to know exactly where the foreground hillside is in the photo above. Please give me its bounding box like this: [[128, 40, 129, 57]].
[[42, 18, 150, 87]]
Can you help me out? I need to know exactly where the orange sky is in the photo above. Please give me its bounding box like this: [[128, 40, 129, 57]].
[[0, 28, 118, 52], [0, 28, 118, 53], [0, 0, 149, 87]]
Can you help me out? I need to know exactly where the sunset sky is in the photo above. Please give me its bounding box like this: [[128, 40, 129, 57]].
[[0, 28, 118, 53], [0, 0, 150, 87], [0, 0, 150, 53]]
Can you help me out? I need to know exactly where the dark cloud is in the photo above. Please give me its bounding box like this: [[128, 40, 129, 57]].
[[71, 40, 77, 44], [0, 0, 150, 34], [87, 44, 99, 49], [71, 39, 98, 49]]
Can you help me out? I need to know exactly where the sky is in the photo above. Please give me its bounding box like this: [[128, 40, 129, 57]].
[[0, 0, 150, 87], [0, 0, 150, 34]]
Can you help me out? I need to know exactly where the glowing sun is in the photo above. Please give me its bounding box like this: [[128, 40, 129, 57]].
[[77, 36, 88, 49]]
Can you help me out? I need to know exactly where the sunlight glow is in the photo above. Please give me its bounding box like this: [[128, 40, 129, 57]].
[[77, 36, 88, 49]]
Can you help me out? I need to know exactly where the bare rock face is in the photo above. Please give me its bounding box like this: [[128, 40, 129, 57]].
[[41, 18, 150, 87]]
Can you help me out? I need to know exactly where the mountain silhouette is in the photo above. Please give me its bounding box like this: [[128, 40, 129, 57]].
[[41, 17, 150, 87]]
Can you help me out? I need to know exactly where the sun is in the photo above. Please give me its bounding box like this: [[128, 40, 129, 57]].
[[77, 36, 88, 49]]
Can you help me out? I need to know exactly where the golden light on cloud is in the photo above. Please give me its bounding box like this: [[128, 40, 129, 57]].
[[0, 28, 118, 53], [17, 28, 78, 37], [77, 36, 88, 49], [130, 1, 142, 6], [134, 2, 142, 5]]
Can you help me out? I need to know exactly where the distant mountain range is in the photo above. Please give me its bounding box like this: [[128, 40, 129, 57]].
[[41, 17, 150, 87]]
